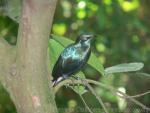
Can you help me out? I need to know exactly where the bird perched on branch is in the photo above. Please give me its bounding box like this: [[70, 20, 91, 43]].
[[52, 34, 94, 86]]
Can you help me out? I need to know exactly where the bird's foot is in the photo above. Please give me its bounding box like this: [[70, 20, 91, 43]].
[[64, 84, 70, 88], [69, 77, 76, 89], [71, 75, 82, 93]]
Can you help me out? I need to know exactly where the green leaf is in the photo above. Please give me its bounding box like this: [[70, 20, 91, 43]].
[[51, 34, 105, 76], [88, 53, 104, 76], [105, 62, 144, 75], [51, 34, 74, 46], [49, 39, 64, 70]]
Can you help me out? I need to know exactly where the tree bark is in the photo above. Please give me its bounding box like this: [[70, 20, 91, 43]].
[[0, 0, 58, 113]]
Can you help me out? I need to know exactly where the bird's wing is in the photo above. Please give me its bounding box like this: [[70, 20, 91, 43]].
[[52, 55, 63, 81], [61, 44, 86, 76], [52, 44, 75, 80], [52, 44, 90, 80]]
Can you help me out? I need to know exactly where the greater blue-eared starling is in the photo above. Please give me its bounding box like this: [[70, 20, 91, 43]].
[[52, 34, 94, 86]]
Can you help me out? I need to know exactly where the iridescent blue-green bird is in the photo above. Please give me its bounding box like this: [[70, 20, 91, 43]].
[[52, 34, 94, 86]]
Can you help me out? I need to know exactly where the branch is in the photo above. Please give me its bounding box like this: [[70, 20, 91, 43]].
[[0, 38, 10, 83], [79, 94, 93, 113], [0, 38, 16, 88], [83, 80, 109, 113], [54, 79, 150, 111], [0, 0, 59, 113], [122, 90, 150, 98]]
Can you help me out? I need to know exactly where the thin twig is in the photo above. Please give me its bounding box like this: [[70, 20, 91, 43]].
[[83, 80, 109, 113], [54, 79, 150, 111], [79, 94, 93, 113], [108, 87, 150, 111], [122, 90, 150, 98], [84, 79, 150, 111]]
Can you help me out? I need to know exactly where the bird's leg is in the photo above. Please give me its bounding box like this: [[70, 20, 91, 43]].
[[72, 74, 81, 93], [71, 75, 80, 80], [77, 74, 80, 93], [69, 75, 76, 89], [63, 76, 70, 88], [64, 83, 69, 88], [63, 75, 77, 89]]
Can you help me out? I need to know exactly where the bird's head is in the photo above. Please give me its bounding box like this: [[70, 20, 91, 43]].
[[75, 34, 94, 45]]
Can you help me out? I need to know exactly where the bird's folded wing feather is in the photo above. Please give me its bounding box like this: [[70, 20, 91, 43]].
[[61, 45, 84, 75]]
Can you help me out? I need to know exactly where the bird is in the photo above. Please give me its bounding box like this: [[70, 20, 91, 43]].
[[52, 34, 94, 86]]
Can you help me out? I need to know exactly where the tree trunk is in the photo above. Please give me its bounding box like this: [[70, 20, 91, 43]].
[[0, 0, 58, 113]]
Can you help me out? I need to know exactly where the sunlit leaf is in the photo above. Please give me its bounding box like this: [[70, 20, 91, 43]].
[[105, 62, 144, 75], [51, 34, 105, 76], [78, 1, 86, 9], [103, 0, 112, 5], [52, 23, 66, 35], [76, 9, 86, 19], [118, 0, 139, 12], [96, 43, 106, 52], [87, 2, 98, 12]]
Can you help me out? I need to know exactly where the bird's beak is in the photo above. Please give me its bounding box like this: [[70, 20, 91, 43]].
[[88, 34, 95, 41], [85, 35, 94, 44]]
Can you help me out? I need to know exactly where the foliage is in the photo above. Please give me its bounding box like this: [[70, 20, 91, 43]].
[[105, 62, 144, 74], [50, 0, 150, 112], [0, 0, 150, 113]]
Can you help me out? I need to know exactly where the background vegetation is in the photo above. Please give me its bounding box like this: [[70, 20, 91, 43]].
[[0, 0, 150, 113]]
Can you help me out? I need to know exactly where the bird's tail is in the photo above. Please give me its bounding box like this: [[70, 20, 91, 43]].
[[52, 79, 57, 87], [52, 77, 63, 87]]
